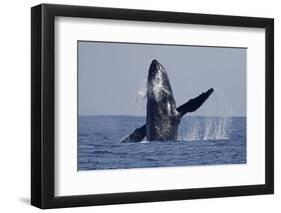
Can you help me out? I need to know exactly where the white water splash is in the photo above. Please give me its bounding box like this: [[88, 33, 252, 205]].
[[180, 88, 232, 141], [184, 118, 201, 141], [137, 80, 147, 99], [135, 80, 147, 112], [203, 89, 232, 140], [202, 116, 229, 140]]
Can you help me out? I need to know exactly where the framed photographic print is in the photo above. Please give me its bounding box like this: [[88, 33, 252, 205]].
[[31, 3, 274, 209]]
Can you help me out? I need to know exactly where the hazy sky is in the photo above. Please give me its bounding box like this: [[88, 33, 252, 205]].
[[78, 41, 246, 117]]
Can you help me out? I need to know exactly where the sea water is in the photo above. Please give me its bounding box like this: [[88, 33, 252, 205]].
[[78, 116, 246, 170]]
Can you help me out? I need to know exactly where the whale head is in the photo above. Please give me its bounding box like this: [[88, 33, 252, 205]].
[[147, 59, 175, 103]]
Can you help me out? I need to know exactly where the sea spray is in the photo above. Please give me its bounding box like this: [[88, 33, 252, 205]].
[[179, 88, 232, 141], [203, 116, 229, 140], [135, 79, 147, 112], [183, 117, 201, 141], [204, 89, 232, 140]]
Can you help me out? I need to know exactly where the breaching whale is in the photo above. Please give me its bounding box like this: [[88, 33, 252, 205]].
[[121, 59, 214, 143]]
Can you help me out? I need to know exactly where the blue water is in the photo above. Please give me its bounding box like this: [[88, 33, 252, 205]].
[[78, 116, 246, 170]]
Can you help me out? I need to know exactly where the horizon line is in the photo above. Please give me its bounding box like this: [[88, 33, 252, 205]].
[[78, 114, 246, 118]]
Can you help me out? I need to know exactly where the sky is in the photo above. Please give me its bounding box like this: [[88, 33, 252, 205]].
[[78, 41, 246, 117]]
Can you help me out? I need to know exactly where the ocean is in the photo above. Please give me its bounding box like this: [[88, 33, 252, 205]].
[[78, 116, 246, 170]]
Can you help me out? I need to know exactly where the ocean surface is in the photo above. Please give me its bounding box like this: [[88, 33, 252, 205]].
[[78, 116, 246, 170]]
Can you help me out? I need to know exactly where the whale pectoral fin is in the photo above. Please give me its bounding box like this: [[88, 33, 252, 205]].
[[176, 88, 214, 117], [120, 125, 146, 143]]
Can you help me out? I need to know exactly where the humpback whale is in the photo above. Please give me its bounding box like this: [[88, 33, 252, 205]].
[[121, 59, 214, 143]]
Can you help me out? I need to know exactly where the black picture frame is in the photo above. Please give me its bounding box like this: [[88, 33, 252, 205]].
[[31, 3, 274, 209]]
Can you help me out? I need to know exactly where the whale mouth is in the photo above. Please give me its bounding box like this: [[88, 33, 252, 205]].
[[149, 59, 160, 74]]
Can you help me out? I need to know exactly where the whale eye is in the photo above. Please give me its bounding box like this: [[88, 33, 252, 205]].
[[155, 76, 161, 83]]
